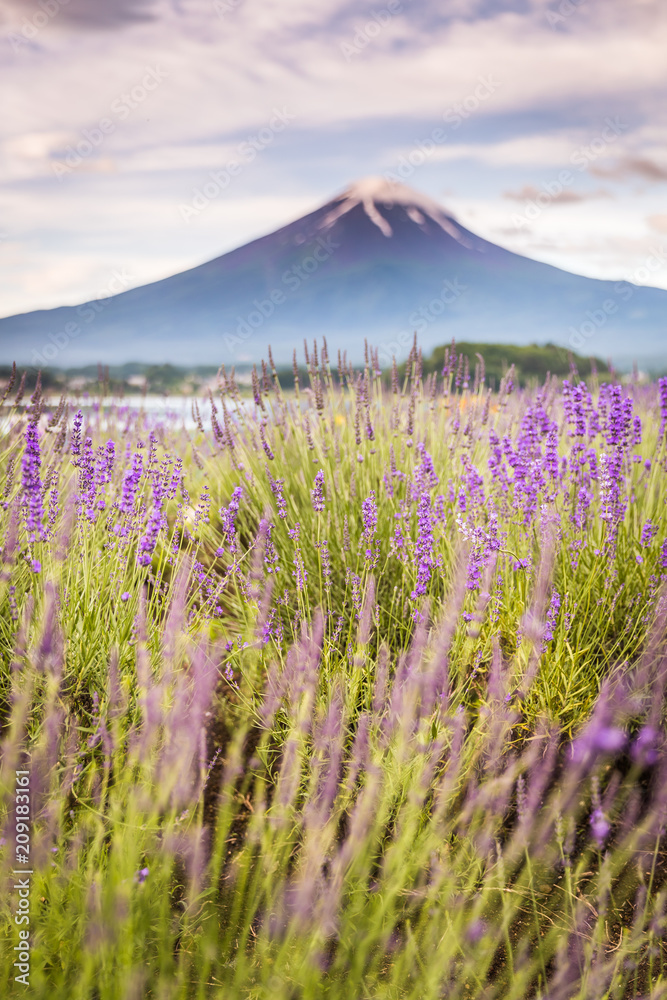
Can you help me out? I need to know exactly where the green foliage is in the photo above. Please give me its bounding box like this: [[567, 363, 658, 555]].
[[400, 340, 611, 388]]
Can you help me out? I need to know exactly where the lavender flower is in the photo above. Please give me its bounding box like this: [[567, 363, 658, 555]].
[[311, 470, 325, 513], [137, 505, 164, 567], [641, 520, 656, 547], [410, 492, 434, 600], [361, 490, 379, 565], [571, 723, 626, 761], [316, 538, 332, 592], [589, 808, 610, 849], [348, 569, 362, 618], [289, 522, 308, 591], [630, 725, 660, 767], [542, 590, 561, 644], [119, 453, 143, 515], [93, 441, 115, 513], [261, 519, 279, 574], [219, 486, 243, 556], [70, 409, 83, 457], [22, 420, 45, 542], [659, 376, 667, 438], [260, 423, 274, 460], [267, 467, 287, 519], [78, 437, 97, 520], [545, 423, 559, 481], [411, 442, 439, 500]]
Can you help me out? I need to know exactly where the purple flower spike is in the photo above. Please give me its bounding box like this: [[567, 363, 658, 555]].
[[593, 727, 627, 753], [311, 470, 325, 513], [137, 505, 164, 567], [361, 490, 379, 565], [411, 442, 439, 500], [572, 723, 627, 762], [631, 725, 660, 767], [22, 420, 46, 542], [466, 919, 486, 943], [411, 492, 434, 600], [641, 520, 656, 548], [267, 468, 288, 520], [659, 376, 667, 437], [542, 590, 561, 644], [589, 809, 610, 848], [219, 485, 243, 555], [70, 409, 83, 457], [135, 867, 149, 884], [120, 453, 143, 515]]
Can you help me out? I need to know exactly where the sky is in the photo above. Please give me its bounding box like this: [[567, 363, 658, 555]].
[[1, 0, 667, 318]]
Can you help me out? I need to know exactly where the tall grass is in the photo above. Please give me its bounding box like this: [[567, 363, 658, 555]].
[[1, 340, 666, 998]]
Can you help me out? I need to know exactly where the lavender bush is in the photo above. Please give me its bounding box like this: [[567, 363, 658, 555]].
[[0, 340, 666, 998]]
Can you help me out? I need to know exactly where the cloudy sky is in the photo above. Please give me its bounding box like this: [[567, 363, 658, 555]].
[[1, 0, 666, 318]]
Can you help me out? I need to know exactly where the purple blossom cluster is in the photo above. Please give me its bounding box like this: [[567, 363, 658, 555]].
[[410, 492, 434, 600], [310, 470, 325, 513], [3, 345, 667, 999], [7, 343, 667, 716], [361, 490, 379, 566], [21, 419, 45, 542], [542, 589, 561, 644], [219, 486, 243, 556], [267, 467, 288, 519], [137, 504, 165, 567], [119, 453, 143, 515]]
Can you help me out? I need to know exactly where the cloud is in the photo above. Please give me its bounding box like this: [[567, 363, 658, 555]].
[[590, 156, 667, 181], [503, 183, 610, 204], [647, 214, 667, 234], [427, 133, 586, 167], [0, 0, 160, 30], [494, 224, 533, 235], [1, 0, 667, 316]]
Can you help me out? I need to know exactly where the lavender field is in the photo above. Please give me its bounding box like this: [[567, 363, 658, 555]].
[[1, 339, 667, 998]]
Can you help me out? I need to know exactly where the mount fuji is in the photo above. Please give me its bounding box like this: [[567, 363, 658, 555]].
[[1, 176, 666, 369]]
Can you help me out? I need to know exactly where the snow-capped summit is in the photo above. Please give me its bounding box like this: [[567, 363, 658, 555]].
[[320, 175, 472, 246]]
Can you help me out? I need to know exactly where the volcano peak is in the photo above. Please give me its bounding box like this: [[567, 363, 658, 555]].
[[319, 175, 471, 245]]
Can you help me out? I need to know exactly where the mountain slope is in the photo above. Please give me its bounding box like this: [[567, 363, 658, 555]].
[[1, 176, 665, 369]]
